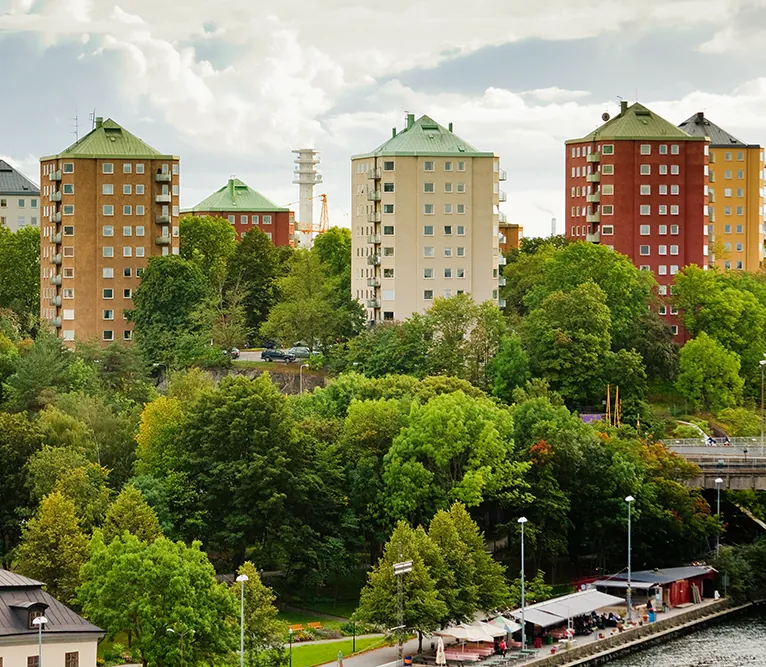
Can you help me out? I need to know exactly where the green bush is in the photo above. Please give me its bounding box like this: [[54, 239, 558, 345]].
[[715, 407, 761, 437], [672, 424, 703, 439]]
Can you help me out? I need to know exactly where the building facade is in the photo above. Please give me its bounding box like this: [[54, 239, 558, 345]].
[[499, 221, 523, 254], [184, 177, 295, 245], [351, 114, 505, 324], [0, 160, 40, 231], [39, 117, 180, 345], [565, 102, 709, 336], [0, 569, 103, 666], [679, 112, 765, 271]]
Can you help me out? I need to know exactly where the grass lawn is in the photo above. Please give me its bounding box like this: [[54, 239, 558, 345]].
[[299, 600, 358, 619], [291, 637, 385, 667], [97, 631, 130, 662], [277, 609, 345, 631]]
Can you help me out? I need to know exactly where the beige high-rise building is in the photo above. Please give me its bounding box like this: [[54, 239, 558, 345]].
[[351, 114, 505, 324], [39, 117, 180, 345]]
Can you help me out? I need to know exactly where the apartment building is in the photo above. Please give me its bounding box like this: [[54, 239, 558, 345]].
[[40, 117, 180, 345], [184, 177, 295, 245], [565, 101, 709, 336], [0, 160, 40, 231], [499, 222, 523, 254], [351, 114, 505, 324], [679, 112, 765, 271]]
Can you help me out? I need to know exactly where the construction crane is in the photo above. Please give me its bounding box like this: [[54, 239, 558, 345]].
[[283, 193, 329, 235]]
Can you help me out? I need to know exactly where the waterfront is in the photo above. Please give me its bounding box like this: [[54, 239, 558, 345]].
[[607, 610, 766, 666]]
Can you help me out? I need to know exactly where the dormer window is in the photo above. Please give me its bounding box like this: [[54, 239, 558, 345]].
[[29, 609, 45, 629]]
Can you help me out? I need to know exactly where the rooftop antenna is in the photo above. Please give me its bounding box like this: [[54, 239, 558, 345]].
[[88, 109, 97, 130], [71, 112, 79, 141]]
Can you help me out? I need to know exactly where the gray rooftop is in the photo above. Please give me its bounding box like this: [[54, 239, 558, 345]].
[[607, 565, 716, 585], [0, 569, 102, 638], [0, 160, 39, 196], [678, 112, 751, 147]]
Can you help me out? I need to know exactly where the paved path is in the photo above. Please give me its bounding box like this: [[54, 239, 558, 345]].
[[317, 637, 421, 667], [297, 633, 384, 646]]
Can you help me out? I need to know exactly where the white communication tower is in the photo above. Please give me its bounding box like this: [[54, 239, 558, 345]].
[[292, 149, 323, 248]]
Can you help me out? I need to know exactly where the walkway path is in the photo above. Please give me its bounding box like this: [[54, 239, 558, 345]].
[[316, 637, 421, 667]]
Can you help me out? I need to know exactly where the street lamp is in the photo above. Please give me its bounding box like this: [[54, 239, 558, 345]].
[[167, 627, 193, 667], [299, 364, 309, 394], [760, 359, 766, 449], [236, 574, 249, 667], [518, 517, 528, 649], [393, 559, 413, 667], [715, 478, 724, 556], [625, 496, 635, 622], [32, 616, 47, 667]]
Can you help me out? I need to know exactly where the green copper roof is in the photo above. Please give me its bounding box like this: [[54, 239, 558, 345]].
[[352, 114, 494, 158], [41, 118, 176, 160], [185, 178, 288, 213], [568, 103, 703, 143]]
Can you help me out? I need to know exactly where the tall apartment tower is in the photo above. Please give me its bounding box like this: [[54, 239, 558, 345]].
[[351, 114, 505, 324], [679, 112, 765, 271], [565, 101, 709, 336], [40, 117, 180, 345]]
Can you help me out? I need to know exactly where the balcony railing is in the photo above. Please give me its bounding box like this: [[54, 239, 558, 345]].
[[51, 233, 62, 245], [155, 236, 171, 246], [50, 170, 62, 181], [51, 253, 62, 265], [367, 234, 381, 245], [50, 191, 62, 202], [499, 276, 507, 287], [498, 169, 507, 181], [498, 256, 507, 266], [156, 215, 171, 224], [498, 211, 507, 223], [366, 298, 381, 309], [155, 173, 172, 182], [367, 277, 381, 287], [367, 254, 381, 266], [586, 193, 600, 203], [50, 274, 62, 286], [49, 296, 62, 307], [586, 231, 601, 243], [155, 194, 172, 203], [587, 152, 601, 163], [586, 213, 600, 224], [52, 212, 62, 223], [368, 211, 382, 223], [50, 316, 62, 329], [498, 191, 508, 202], [499, 298, 507, 308], [367, 191, 381, 201], [368, 167, 382, 180], [586, 173, 601, 183]]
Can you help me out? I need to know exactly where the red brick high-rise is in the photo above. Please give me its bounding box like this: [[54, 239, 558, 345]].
[[565, 101, 709, 336]]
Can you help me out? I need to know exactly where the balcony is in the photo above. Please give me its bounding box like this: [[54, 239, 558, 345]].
[[587, 152, 601, 163], [51, 232, 62, 245], [499, 299, 507, 308], [368, 211, 382, 223], [49, 296, 62, 307], [498, 256, 507, 266], [52, 212, 62, 223], [50, 274, 62, 286], [498, 234, 506, 244], [155, 194, 172, 203], [156, 215, 171, 225], [155, 236, 171, 246], [155, 173, 172, 182], [50, 191, 62, 202], [367, 254, 381, 266], [367, 190, 381, 201], [498, 190, 508, 202], [368, 167, 382, 180], [367, 277, 381, 287], [497, 211, 507, 223], [586, 231, 601, 243], [586, 192, 600, 203], [50, 316, 62, 329], [499, 276, 507, 287], [586, 173, 601, 183], [498, 169, 507, 181], [367, 234, 381, 245], [51, 253, 62, 265], [50, 170, 62, 181], [366, 298, 381, 309], [586, 213, 600, 224]]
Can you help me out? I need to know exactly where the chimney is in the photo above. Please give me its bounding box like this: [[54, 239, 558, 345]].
[[392, 127, 397, 137], [620, 100, 628, 115], [407, 113, 415, 129], [696, 111, 705, 124], [551, 218, 557, 237], [228, 177, 235, 200], [95, 117, 104, 129], [448, 122, 453, 132]]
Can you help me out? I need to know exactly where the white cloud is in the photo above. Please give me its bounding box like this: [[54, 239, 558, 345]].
[[522, 88, 591, 103]]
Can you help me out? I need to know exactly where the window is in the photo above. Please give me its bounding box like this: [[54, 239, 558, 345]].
[[383, 268, 394, 278], [103, 309, 114, 320], [457, 246, 465, 256], [724, 260, 732, 269], [602, 144, 614, 155], [457, 161, 466, 171], [123, 205, 132, 215], [457, 225, 465, 235], [136, 225, 145, 236], [424, 290, 434, 300], [444, 268, 452, 278], [63, 162, 74, 173], [444, 225, 452, 235], [640, 225, 651, 235], [103, 288, 114, 299], [601, 225, 614, 235], [103, 247, 114, 258], [670, 245, 679, 255], [424, 183, 434, 193], [737, 242, 744, 251], [383, 182, 394, 193], [136, 247, 145, 257], [602, 205, 614, 215], [640, 144, 651, 155], [640, 165, 651, 175], [670, 306, 679, 315], [671, 205, 679, 215], [424, 161, 435, 171], [444, 183, 453, 193], [122, 267, 132, 279], [28, 657, 40, 667], [135, 163, 145, 174], [670, 265, 679, 275], [658, 245, 667, 255], [103, 330, 114, 341], [423, 225, 434, 236], [737, 170, 744, 179], [136, 205, 145, 216], [63, 226, 74, 236], [671, 185, 680, 195], [228, 215, 235, 224], [671, 145, 680, 155], [640, 205, 651, 216], [724, 169, 732, 179], [383, 247, 394, 256], [63, 309, 74, 321], [102, 163, 114, 174], [602, 165, 614, 175], [123, 226, 132, 237], [424, 204, 434, 215], [63, 184, 74, 194], [670, 225, 679, 235], [659, 205, 668, 215], [102, 184, 114, 195], [63, 267, 74, 278], [424, 268, 434, 279], [602, 184, 614, 195], [444, 247, 452, 257], [457, 204, 465, 214], [671, 165, 679, 175], [444, 161, 453, 171], [383, 204, 394, 214], [736, 224, 743, 233], [241, 215, 248, 224], [103, 205, 114, 216], [102, 226, 114, 237], [659, 305, 668, 315], [123, 184, 132, 195], [383, 225, 394, 235], [724, 187, 732, 198], [737, 188, 744, 198], [737, 261, 744, 269], [123, 247, 132, 257], [671, 325, 679, 335], [263, 215, 272, 225], [63, 246, 75, 258], [423, 246, 434, 257], [103, 268, 114, 278], [444, 204, 452, 214], [659, 145, 668, 155], [659, 165, 668, 175], [639, 245, 650, 256], [640, 185, 651, 195], [658, 285, 668, 296]]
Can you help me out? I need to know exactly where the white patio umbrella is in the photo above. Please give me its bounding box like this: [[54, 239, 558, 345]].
[[476, 621, 506, 638], [436, 637, 447, 666], [489, 616, 522, 634]]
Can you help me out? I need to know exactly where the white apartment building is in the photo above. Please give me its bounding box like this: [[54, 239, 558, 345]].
[[351, 114, 505, 324], [0, 160, 40, 231]]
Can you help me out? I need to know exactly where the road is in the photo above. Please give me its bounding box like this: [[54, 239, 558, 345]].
[[321, 638, 421, 667], [239, 349, 265, 361]]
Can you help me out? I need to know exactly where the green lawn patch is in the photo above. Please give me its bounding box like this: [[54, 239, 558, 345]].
[[277, 609, 344, 631], [299, 600, 358, 620], [290, 637, 384, 667]]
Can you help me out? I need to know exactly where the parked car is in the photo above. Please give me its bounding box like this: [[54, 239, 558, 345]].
[[286, 346, 311, 359], [224, 347, 240, 359], [261, 348, 295, 363]]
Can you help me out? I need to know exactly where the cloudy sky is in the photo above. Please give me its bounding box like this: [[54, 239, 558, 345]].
[[3, 0, 766, 237]]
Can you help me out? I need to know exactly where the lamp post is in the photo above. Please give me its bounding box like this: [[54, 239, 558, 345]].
[[625, 496, 635, 622], [393, 560, 413, 667], [760, 359, 766, 449], [715, 477, 724, 556], [518, 517, 528, 649], [236, 574, 249, 667], [289, 627, 294, 667], [167, 627, 193, 667], [32, 616, 47, 667], [300, 364, 309, 394]]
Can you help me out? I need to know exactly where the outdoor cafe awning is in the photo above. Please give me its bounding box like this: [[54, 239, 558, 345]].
[[509, 608, 563, 628], [592, 580, 658, 590], [508, 589, 625, 628], [436, 623, 496, 642]]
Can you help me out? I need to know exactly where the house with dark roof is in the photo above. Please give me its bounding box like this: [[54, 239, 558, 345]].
[[0, 569, 103, 666], [0, 160, 40, 232], [184, 177, 295, 245]]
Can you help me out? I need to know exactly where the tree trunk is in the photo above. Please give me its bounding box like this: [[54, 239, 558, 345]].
[[418, 630, 423, 654]]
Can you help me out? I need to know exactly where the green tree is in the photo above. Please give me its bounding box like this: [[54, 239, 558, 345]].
[[179, 214, 237, 290], [192, 284, 250, 352], [130, 256, 210, 366], [0, 226, 40, 334], [488, 334, 530, 403], [78, 533, 237, 667], [75, 341, 155, 405], [15, 491, 88, 603], [676, 333, 744, 411], [102, 486, 163, 543], [508, 570, 553, 607]]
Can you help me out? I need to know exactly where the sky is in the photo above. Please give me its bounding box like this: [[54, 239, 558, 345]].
[[3, 0, 766, 238]]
